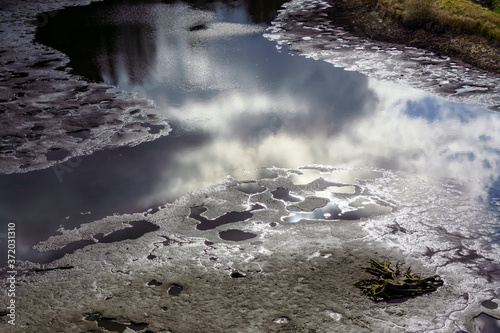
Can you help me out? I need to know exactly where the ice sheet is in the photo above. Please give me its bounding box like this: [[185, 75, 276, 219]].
[[5, 166, 499, 332], [0, 0, 171, 174]]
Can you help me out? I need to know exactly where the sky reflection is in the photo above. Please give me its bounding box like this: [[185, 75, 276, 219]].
[[93, 1, 500, 204], [1, 0, 499, 262]]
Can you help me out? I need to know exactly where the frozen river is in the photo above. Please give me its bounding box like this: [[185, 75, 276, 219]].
[[0, 0, 499, 332]]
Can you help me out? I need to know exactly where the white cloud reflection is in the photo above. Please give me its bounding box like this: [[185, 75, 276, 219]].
[[138, 78, 500, 207], [92, 1, 500, 207]]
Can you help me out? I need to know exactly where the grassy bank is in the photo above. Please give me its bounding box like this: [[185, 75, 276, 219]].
[[325, 0, 500, 73], [380, 0, 500, 40]]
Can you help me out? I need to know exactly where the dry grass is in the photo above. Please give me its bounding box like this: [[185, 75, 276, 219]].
[[404, 0, 440, 28], [378, 0, 500, 40], [354, 259, 444, 301]]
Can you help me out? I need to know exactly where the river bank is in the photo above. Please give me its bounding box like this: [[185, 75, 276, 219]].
[[323, 0, 500, 73], [266, 0, 500, 110], [3, 166, 500, 332]]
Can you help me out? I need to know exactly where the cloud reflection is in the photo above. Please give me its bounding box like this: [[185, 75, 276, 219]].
[[90, 1, 500, 206], [7, 0, 498, 260], [140, 77, 500, 206]]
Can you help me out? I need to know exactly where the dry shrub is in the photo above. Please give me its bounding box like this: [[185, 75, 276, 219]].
[[354, 259, 444, 301], [403, 0, 439, 28]]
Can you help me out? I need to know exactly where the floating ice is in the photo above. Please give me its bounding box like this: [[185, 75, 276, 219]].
[[0, 0, 171, 174], [5, 165, 499, 332], [326, 310, 343, 321], [264, 0, 500, 110]]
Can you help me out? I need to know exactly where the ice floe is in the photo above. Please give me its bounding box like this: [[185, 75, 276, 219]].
[[0, 0, 171, 174], [264, 0, 500, 111], [3, 166, 499, 332]]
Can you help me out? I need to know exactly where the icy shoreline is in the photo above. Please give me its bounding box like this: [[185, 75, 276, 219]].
[[0, 0, 171, 174], [2, 166, 500, 332], [264, 0, 500, 111]]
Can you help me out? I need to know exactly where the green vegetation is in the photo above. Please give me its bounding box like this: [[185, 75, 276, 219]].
[[354, 259, 444, 301], [378, 0, 500, 40], [484, 0, 500, 13], [325, 0, 500, 72]]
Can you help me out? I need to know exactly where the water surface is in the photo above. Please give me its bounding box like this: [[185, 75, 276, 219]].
[[1, 0, 499, 265]]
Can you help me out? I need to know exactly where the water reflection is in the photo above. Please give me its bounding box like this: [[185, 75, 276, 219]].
[[81, 1, 499, 208], [35, 0, 287, 82], [2, 0, 500, 263]]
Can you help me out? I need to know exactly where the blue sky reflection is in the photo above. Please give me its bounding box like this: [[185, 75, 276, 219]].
[[92, 2, 500, 204]]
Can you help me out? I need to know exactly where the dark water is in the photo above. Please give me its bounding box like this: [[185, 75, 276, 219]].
[[84, 312, 149, 332], [1, 0, 500, 264], [190, 204, 264, 230], [218, 229, 258, 241], [167, 283, 184, 296]]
